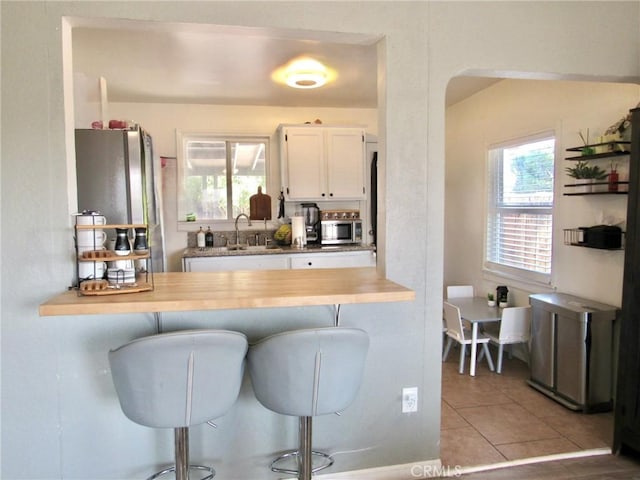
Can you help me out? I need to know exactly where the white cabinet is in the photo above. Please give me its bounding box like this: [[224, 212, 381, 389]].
[[281, 127, 324, 200], [183, 250, 375, 272], [289, 251, 376, 270], [183, 255, 289, 272], [280, 125, 366, 201]]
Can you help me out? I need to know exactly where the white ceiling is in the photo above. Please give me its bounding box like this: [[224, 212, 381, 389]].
[[72, 19, 496, 109]]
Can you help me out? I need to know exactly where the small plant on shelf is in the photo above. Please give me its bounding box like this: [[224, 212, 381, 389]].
[[487, 293, 496, 307], [565, 161, 608, 181], [578, 129, 595, 156]]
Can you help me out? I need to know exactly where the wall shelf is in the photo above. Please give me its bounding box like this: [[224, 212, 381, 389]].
[[565, 142, 630, 161], [563, 181, 629, 196], [564, 142, 631, 195]]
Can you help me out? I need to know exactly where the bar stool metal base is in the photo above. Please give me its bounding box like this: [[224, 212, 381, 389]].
[[269, 416, 334, 479], [270, 450, 334, 476], [146, 427, 215, 480], [147, 464, 214, 480]]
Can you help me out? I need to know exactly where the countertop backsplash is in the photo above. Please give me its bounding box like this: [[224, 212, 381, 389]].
[[186, 228, 277, 248]]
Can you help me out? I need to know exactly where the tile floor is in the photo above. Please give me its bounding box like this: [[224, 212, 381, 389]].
[[441, 351, 614, 469]]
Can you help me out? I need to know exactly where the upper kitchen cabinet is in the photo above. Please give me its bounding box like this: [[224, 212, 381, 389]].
[[279, 125, 366, 201]]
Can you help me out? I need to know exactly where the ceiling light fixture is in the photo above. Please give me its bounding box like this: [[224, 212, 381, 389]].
[[273, 56, 336, 89]]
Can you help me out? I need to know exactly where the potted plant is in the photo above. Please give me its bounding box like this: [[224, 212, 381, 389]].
[[487, 293, 496, 307], [565, 161, 608, 192], [579, 129, 595, 156]]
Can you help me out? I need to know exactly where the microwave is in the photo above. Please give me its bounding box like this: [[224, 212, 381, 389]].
[[321, 219, 362, 245]]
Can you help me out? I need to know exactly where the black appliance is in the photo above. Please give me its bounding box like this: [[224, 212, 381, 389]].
[[496, 286, 509, 304], [301, 202, 320, 244], [580, 225, 622, 249]]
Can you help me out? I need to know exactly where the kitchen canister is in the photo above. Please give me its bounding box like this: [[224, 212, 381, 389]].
[[133, 227, 148, 254], [114, 228, 131, 255]]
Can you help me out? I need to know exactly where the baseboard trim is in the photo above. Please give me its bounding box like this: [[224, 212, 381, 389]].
[[314, 458, 443, 479], [306, 448, 611, 479], [456, 447, 612, 477]]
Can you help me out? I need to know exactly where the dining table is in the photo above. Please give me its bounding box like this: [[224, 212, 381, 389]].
[[446, 296, 502, 376]]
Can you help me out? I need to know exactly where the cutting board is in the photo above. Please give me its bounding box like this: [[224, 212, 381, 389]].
[[249, 187, 272, 220]]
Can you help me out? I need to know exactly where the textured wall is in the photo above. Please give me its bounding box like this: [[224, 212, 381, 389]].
[[2, 1, 639, 479]]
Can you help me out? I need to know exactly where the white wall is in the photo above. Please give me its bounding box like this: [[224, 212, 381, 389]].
[[108, 103, 378, 271], [2, 1, 639, 479], [445, 79, 640, 307]]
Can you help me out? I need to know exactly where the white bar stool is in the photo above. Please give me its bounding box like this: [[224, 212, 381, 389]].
[[108, 329, 248, 480], [247, 327, 369, 480]]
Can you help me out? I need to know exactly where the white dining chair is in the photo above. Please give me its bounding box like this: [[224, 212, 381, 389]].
[[446, 285, 474, 299], [442, 301, 494, 374], [445, 285, 474, 334], [482, 306, 531, 374]]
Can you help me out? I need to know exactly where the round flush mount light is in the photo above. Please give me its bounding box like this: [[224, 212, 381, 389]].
[[286, 71, 327, 89], [273, 57, 336, 89]]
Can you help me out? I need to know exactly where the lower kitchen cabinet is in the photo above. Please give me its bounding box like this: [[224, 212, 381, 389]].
[[183, 255, 289, 272], [289, 251, 375, 269], [182, 250, 375, 272]]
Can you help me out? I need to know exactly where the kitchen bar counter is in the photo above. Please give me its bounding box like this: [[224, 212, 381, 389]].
[[39, 268, 414, 317], [182, 243, 374, 258]]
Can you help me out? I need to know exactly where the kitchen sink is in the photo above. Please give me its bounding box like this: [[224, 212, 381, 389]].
[[224, 245, 282, 252], [246, 245, 283, 252], [225, 244, 248, 250]]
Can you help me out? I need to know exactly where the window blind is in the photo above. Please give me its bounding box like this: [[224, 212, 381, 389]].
[[486, 136, 555, 277]]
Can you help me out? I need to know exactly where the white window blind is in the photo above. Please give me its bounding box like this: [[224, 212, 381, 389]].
[[486, 135, 555, 282]]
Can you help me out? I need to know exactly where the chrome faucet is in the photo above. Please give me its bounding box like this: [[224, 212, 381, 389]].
[[234, 213, 252, 245]]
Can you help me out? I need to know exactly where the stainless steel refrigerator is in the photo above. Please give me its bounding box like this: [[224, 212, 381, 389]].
[[75, 127, 166, 272]]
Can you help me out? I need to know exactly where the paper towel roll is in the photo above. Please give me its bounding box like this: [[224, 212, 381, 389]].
[[291, 216, 306, 247]]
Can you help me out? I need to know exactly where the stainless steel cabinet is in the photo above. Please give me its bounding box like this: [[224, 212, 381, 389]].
[[530, 305, 554, 391], [529, 292, 618, 413]]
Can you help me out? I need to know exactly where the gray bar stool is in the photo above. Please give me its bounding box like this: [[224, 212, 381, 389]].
[[108, 329, 248, 480], [247, 327, 369, 480]]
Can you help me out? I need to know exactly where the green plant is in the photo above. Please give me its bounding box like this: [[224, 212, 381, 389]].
[[487, 293, 494, 301], [585, 164, 608, 180], [565, 161, 608, 180]]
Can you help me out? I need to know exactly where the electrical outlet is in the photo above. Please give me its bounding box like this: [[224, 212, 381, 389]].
[[402, 387, 418, 413]]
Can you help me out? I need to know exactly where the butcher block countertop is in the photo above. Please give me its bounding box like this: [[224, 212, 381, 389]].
[[39, 268, 414, 317]]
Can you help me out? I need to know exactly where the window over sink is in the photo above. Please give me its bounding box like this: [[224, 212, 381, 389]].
[[485, 132, 555, 284], [177, 132, 269, 222]]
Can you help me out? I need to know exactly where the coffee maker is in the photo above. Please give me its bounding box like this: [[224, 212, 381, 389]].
[[301, 203, 320, 244]]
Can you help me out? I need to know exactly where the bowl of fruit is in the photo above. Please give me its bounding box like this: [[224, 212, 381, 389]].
[[273, 224, 292, 246]]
